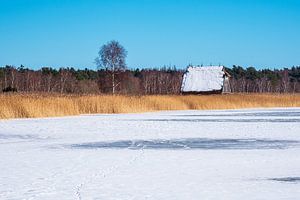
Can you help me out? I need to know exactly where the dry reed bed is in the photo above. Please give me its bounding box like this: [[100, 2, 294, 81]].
[[0, 93, 300, 119]]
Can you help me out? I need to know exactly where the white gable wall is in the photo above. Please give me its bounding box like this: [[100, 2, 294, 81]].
[[181, 66, 225, 92]]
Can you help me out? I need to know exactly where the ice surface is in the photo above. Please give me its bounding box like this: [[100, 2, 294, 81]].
[[181, 66, 225, 92], [1, 108, 300, 199]]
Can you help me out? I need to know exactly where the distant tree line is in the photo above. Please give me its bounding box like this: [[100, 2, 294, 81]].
[[226, 66, 300, 93], [0, 65, 299, 94]]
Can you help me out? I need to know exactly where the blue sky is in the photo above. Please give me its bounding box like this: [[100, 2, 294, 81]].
[[0, 0, 299, 69]]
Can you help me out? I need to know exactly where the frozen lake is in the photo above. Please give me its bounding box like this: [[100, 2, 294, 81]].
[[1, 108, 300, 199]]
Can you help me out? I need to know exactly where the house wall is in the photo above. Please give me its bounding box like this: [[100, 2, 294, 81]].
[[223, 77, 231, 93]]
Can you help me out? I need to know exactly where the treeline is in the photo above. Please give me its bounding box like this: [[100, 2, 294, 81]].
[[0, 65, 299, 94]]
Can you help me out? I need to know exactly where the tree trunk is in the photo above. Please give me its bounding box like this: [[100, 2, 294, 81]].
[[112, 72, 115, 94]]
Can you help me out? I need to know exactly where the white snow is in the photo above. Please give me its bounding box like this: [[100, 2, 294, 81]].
[[1, 108, 300, 199], [181, 66, 225, 92]]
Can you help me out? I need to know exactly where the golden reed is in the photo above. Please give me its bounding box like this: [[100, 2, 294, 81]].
[[0, 93, 299, 119]]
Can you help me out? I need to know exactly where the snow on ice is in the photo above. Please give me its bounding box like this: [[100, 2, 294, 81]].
[[1, 108, 300, 199]]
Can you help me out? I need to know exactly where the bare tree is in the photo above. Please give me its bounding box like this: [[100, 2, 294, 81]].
[[59, 68, 72, 93], [95, 40, 127, 94]]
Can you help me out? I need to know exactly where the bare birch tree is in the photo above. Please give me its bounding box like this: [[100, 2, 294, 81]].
[[95, 40, 127, 94]]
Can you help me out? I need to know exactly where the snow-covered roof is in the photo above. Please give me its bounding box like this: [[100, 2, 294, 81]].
[[181, 66, 226, 92]]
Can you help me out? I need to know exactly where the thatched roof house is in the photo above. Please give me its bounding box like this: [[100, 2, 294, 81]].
[[181, 66, 231, 94]]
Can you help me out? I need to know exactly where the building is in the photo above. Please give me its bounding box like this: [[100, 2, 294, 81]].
[[181, 65, 231, 94]]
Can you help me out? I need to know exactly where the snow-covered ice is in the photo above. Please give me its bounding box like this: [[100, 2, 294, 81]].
[[1, 108, 300, 199]]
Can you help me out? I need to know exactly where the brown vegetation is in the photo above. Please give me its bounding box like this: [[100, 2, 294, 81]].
[[1, 93, 299, 119]]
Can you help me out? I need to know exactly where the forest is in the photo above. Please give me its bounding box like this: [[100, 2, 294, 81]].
[[0, 65, 299, 94]]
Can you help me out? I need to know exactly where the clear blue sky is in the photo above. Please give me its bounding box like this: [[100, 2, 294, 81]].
[[0, 0, 299, 69]]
